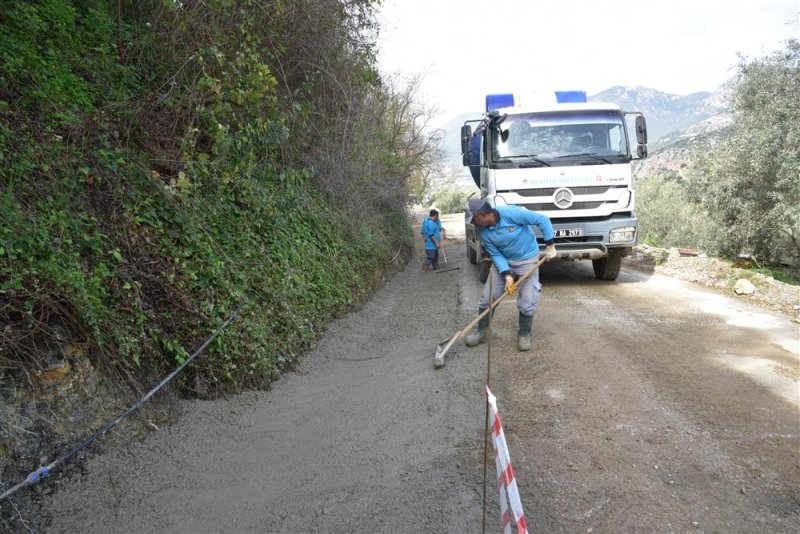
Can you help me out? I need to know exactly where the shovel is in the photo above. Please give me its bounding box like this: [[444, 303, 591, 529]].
[[434, 257, 546, 368]]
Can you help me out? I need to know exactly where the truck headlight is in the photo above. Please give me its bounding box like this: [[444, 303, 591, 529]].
[[610, 226, 636, 243]]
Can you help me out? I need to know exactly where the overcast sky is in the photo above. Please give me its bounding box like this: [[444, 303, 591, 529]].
[[377, 0, 799, 124]]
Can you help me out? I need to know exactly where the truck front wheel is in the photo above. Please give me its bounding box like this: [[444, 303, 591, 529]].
[[593, 250, 622, 281], [466, 225, 478, 264], [479, 259, 492, 283]]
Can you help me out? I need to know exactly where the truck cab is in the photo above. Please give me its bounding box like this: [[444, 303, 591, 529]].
[[462, 91, 648, 281]]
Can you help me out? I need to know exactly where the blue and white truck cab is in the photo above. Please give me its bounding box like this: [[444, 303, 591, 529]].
[[461, 91, 648, 281]]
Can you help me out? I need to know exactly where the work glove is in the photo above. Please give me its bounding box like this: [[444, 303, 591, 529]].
[[504, 274, 518, 294], [545, 244, 557, 260]]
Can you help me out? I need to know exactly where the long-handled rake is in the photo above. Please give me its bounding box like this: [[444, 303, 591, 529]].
[[440, 229, 447, 264], [434, 257, 546, 368]]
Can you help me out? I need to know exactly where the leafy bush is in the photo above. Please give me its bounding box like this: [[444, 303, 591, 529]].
[[0, 0, 435, 393], [636, 174, 719, 252], [426, 184, 471, 215]]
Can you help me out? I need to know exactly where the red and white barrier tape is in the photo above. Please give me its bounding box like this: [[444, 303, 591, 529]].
[[487, 386, 529, 534]]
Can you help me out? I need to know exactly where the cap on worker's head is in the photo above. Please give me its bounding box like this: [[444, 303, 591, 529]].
[[467, 198, 493, 223], [429, 209, 439, 217]]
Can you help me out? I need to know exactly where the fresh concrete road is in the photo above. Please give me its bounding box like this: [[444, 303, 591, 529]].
[[41, 213, 799, 533]]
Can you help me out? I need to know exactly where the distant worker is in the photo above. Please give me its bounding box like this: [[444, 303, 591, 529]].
[[465, 199, 556, 351], [420, 209, 442, 271]]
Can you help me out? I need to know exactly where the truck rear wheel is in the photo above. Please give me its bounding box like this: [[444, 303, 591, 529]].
[[593, 251, 622, 281]]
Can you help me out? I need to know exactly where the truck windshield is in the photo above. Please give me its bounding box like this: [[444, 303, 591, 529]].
[[491, 110, 628, 163]]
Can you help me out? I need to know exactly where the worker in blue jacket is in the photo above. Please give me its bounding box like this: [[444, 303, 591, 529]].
[[420, 209, 442, 271], [465, 199, 556, 351]]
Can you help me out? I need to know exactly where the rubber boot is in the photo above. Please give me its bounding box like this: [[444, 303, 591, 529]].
[[518, 312, 533, 351], [465, 309, 490, 347]]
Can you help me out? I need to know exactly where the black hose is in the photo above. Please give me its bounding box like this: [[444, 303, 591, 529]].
[[387, 242, 403, 264], [0, 309, 238, 503]]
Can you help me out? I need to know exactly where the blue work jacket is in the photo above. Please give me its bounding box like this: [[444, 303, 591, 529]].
[[478, 205, 554, 274], [421, 217, 441, 250]]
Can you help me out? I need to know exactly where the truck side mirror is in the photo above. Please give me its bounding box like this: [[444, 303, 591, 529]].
[[635, 115, 647, 145], [468, 134, 482, 186], [637, 144, 647, 158], [461, 125, 472, 165]]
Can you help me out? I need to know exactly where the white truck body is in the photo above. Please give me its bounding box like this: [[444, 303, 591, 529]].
[[461, 92, 648, 281]]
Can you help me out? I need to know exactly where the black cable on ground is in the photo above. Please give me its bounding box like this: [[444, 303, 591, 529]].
[[0, 308, 239, 503], [387, 242, 403, 264], [482, 275, 495, 534]]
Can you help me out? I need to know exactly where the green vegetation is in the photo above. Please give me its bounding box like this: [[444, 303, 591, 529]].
[[0, 1, 436, 392], [637, 40, 799, 282], [690, 40, 800, 268], [750, 267, 800, 286], [425, 184, 471, 215], [636, 174, 718, 252]]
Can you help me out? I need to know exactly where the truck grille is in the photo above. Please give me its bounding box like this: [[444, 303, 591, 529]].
[[513, 185, 625, 197], [522, 201, 603, 211]]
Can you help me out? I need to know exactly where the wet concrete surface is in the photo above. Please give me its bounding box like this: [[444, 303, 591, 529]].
[[38, 213, 799, 533]]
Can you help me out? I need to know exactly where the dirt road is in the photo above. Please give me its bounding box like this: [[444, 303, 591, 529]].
[[40, 214, 799, 533]]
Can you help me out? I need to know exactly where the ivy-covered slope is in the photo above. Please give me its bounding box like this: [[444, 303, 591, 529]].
[[0, 0, 428, 392]]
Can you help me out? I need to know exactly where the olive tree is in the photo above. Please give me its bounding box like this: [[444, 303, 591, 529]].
[[691, 39, 800, 266], [636, 174, 718, 252]]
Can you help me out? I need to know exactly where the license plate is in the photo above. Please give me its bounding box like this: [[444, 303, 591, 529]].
[[555, 228, 583, 237]]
